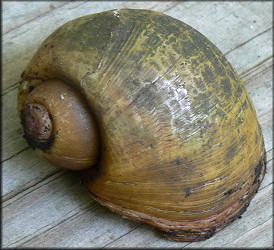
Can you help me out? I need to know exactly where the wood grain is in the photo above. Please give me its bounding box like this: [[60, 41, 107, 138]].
[[2, 1, 273, 248]]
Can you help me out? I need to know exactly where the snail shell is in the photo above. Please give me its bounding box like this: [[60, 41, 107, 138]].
[[18, 9, 266, 241]]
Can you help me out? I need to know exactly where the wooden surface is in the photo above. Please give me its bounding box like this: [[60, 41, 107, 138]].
[[2, 1, 273, 248]]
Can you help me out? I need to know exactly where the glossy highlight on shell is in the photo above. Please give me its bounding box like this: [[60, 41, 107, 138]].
[[18, 9, 266, 241]]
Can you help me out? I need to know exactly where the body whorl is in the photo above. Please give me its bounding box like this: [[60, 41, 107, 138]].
[[18, 9, 266, 241]]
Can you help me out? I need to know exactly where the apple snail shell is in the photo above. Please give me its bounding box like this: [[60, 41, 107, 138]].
[[18, 9, 266, 241]]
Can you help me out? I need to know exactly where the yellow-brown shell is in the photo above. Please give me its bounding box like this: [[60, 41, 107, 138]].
[[18, 9, 266, 241]]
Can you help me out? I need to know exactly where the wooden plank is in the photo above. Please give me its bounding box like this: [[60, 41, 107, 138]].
[[1, 89, 29, 160], [2, 170, 142, 248], [103, 223, 189, 248], [164, 2, 273, 53], [243, 58, 273, 152], [2, 170, 66, 208], [223, 217, 273, 248], [2, 1, 67, 34], [2, 170, 95, 247], [2, 148, 60, 201], [19, 204, 142, 248], [258, 154, 272, 191], [225, 28, 272, 75]]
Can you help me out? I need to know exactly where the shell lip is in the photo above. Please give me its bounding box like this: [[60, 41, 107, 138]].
[[82, 149, 266, 242]]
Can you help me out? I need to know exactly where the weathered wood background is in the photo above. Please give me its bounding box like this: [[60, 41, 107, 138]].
[[2, 1, 273, 248]]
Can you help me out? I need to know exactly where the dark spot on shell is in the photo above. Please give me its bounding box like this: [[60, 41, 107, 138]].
[[202, 64, 216, 86], [221, 78, 232, 97], [115, 109, 123, 117], [149, 61, 161, 71], [190, 58, 201, 73], [192, 88, 198, 95], [227, 68, 238, 82], [194, 77, 206, 91], [132, 51, 146, 62], [132, 80, 140, 86], [87, 189, 99, 199], [180, 61, 188, 67], [254, 157, 265, 184], [185, 187, 191, 198], [225, 145, 237, 163], [28, 86, 34, 93], [224, 189, 235, 195], [181, 40, 196, 59], [131, 83, 158, 110], [176, 158, 182, 165], [169, 36, 176, 43], [144, 32, 163, 53], [164, 226, 217, 241], [212, 57, 226, 76], [238, 202, 250, 218], [238, 116, 244, 125], [242, 100, 247, 110], [107, 19, 135, 60], [165, 230, 178, 237], [235, 85, 243, 97], [240, 135, 246, 143], [191, 92, 213, 115], [255, 132, 259, 144], [216, 108, 227, 120]]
